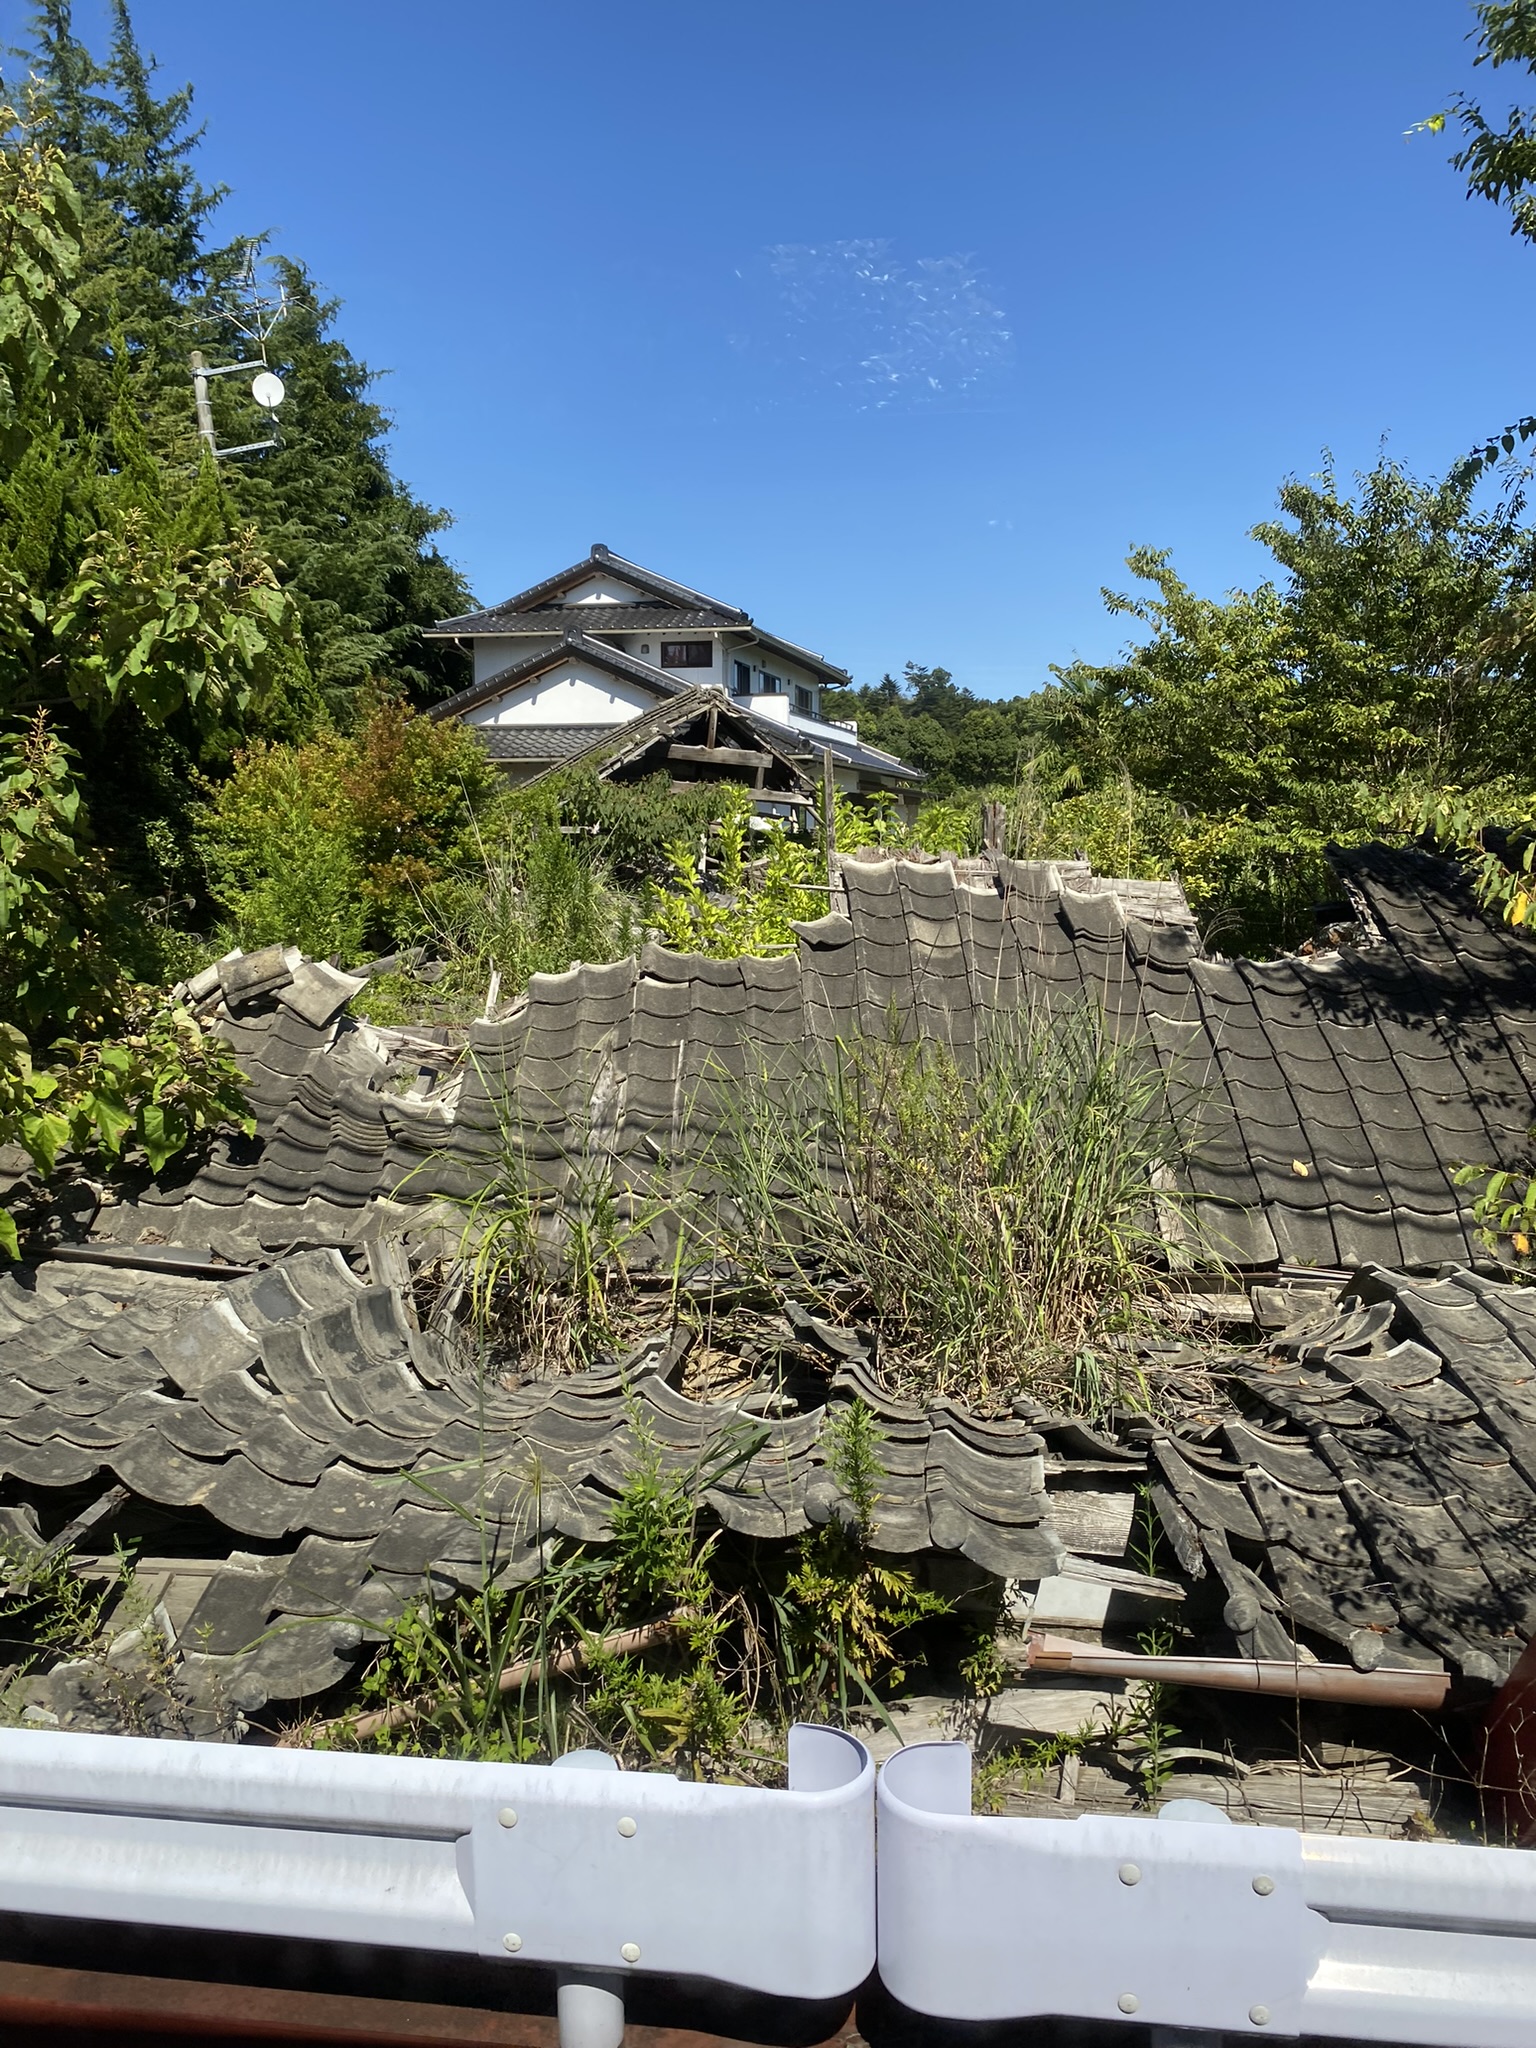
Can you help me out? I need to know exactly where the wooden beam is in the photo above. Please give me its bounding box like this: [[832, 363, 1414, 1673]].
[[821, 747, 836, 886], [667, 743, 773, 771]]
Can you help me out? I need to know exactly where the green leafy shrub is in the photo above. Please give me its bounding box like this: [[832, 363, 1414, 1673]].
[[765, 1400, 948, 1724], [336, 700, 504, 935], [195, 731, 364, 958], [325, 1398, 949, 1777], [1, 714, 252, 1254], [548, 768, 725, 883], [913, 795, 981, 855], [197, 700, 509, 958], [650, 785, 823, 957]]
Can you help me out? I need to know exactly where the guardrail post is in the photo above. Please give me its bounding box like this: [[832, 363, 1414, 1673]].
[[553, 1751, 627, 2048]]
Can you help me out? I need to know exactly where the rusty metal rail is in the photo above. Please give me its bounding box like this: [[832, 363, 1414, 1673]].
[[0, 1959, 860, 2048]]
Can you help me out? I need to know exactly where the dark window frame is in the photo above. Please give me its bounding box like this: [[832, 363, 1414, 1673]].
[[732, 660, 752, 696], [760, 670, 782, 694], [794, 684, 813, 715], [660, 640, 713, 669]]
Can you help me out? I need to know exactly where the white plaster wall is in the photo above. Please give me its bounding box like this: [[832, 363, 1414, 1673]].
[[472, 635, 559, 685], [744, 651, 820, 718], [559, 574, 647, 604], [465, 661, 660, 727]]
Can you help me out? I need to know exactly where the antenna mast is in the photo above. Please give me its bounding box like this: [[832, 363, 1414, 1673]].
[[189, 247, 291, 459]]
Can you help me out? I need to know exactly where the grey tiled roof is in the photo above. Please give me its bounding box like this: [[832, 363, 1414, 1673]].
[[527, 687, 815, 793], [428, 631, 684, 725], [433, 545, 749, 635], [760, 717, 923, 782], [105, 843, 1536, 1280], [475, 724, 611, 762], [0, 1247, 1075, 1726], [23, 839, 1536, 1726], [431, 549, 854, 688], [460, 606, 741, 636]]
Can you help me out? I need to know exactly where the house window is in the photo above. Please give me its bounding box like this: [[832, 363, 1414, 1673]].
[[661, 641, 712, 669], [760, 671, 782, 693], [732, 660, 752, 696], [794, 685, 813, 715]]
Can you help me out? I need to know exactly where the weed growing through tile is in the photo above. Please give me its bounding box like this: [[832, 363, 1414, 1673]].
[[703, 997, 1206, 1407], [317, 1398, 954, 1774], [437, 1055, 678, 1374]]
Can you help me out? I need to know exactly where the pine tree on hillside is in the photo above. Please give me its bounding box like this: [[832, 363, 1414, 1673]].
[[12, 0, 472, 715]]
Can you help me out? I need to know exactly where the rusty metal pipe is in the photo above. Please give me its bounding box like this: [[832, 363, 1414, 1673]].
[[1026, 1631, 1450, 1709]]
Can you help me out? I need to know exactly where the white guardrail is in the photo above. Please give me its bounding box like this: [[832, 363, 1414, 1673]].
[[877, 1743, 1536, 2047], [3, 1728, 1536, 2045], [0, 1724, 874, 2048]]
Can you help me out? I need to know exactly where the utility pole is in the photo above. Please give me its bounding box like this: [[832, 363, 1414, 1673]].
[[190, 352, 216, 451]]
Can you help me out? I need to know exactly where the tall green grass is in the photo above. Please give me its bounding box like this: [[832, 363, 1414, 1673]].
[[702, 997, 1202, 1407], [448, 1066, 668, 1374], [363, 821, 641, 1025]]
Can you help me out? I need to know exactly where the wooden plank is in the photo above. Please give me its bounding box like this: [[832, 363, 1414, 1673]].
[[666, 744, 773, 771], [1047, 1487, 1136, 1559]]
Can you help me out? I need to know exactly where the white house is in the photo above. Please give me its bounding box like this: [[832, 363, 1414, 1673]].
[[427, 544, 922, 812]]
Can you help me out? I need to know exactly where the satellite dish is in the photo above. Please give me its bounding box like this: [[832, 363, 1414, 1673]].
[[250, 370, 286, 410]]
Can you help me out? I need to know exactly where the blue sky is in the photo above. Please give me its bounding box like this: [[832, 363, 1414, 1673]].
[[18, 1, 1536, 697]]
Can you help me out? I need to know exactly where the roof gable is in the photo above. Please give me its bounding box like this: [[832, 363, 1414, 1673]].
[[525, 687, 814, 793], [432, 544, 748, 635], [428, 630, 686, 724]]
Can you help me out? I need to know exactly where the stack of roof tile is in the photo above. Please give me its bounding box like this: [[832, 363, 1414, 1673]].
[[0, 1249, 1080, 1719], [415, 843, 1536, 1271], [1148, 1264, 1536, 1684], [95, 844, 1536, 1277]]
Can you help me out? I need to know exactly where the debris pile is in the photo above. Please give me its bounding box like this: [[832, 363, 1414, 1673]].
[[2, 844, 1536, 1835]]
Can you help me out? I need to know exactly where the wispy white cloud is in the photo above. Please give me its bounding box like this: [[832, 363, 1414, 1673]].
[[736, 239, 1014, 410]]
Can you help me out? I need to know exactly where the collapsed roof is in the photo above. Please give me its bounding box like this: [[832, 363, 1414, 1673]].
[[93, 841, 1536, 1273], [6, 840, 1536, 1752]]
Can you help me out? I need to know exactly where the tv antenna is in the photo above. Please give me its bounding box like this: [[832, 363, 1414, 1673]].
[[189, 248, 290, 458]]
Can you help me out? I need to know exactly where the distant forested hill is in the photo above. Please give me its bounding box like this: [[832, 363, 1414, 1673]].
[[821, 664, 1050, 794]]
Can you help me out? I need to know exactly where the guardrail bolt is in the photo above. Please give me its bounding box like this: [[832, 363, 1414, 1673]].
[[1249, 2006, 1271, 2027], [621, 1943, 641, 1963], [1118, 1863, 1141, 1886], [1117, 1994, 1140, 2014], [618, 1817, 637, 1837], [1251, 1875, 1274, 1896], [498, 1808, 518, 1829], [502, 1933, 523, 1953]]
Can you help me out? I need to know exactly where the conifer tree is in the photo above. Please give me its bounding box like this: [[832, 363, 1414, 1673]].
[[12, 1, 471, 716]]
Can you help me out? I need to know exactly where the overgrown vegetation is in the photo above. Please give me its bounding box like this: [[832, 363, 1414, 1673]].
[[196, 699, 504, 958], [311, 1398, 949, 1777], [705, 1001, 1198, 1407], [0, 103, 259, 1249], [448, 1080, 666, 1375], [649, 785, 827, 957]]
